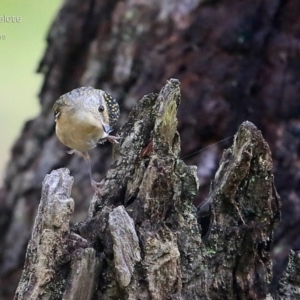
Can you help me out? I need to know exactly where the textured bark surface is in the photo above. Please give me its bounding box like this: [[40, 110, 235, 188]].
[[14, 80, 293, 299], [2, 0, 300, 298], [276, 250, 300, 299]]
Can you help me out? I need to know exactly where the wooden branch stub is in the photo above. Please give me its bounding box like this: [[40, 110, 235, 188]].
[[76, 79, 200, 299], [15, 168, 75, 300], [200, 121, 281, 299]]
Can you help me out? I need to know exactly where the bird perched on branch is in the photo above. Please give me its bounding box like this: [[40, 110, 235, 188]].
[[53, 87, 120, 194]]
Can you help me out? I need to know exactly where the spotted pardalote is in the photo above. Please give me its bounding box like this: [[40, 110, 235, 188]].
[[53, 87, 120, 193]]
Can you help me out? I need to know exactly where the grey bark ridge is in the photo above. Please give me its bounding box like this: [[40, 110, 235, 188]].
[[14, 79, 295, 299], [62, 247, 99, 300], [199, 121, 281, 299], [14, 169, 74, 299], [108, 206, 141, 288], [276, 250, 300, 299]]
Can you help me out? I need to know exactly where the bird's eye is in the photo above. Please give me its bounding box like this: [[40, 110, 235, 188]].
[[98, 105, 104, 112]]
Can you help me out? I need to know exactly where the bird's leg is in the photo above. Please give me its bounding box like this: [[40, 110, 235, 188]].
[[98, 135, 121, 145], [82, 151, 103, 195]]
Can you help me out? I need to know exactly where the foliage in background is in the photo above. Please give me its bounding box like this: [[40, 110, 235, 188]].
[[0, 0, 61, 180]]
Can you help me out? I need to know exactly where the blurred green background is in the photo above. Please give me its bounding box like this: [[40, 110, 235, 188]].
[[0, 0, 61, 181]]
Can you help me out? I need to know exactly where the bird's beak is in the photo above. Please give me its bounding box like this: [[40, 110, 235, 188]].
[[103, 124, 112, 134]]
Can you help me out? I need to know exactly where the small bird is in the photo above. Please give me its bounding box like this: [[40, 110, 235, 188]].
[[53, 87, 120, 194]]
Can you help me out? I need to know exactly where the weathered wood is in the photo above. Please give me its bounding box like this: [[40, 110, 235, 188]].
[[276, 250, 300, 299], [14, 80, 294, 299], [62, 247, 99, 300], [199, 121, 281, 299], [76, 78, 199, 299], [14, 169, 74, 299], [3, 1, 300, 298], [108, 206, 141, 288]]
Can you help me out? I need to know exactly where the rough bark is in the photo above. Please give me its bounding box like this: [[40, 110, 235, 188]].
[[14, 80, 294, 300], [276, 250, 300, 299], [2, 0, 300, 298]]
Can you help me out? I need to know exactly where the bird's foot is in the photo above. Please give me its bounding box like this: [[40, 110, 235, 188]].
[[99, 135, 121, 145], [67, 149, 75, 155], [91, 179, 104, 196], [107, 135, 121, 144]]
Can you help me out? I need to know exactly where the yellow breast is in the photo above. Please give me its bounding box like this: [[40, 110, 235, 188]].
[[56, 109, 107, 152]]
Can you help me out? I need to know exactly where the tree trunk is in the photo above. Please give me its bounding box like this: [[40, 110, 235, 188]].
[[2, 0, 300, 298], [15, 79, 297, 300]]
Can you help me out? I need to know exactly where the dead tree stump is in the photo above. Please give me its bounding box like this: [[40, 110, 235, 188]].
[[15, 79, 298, 299]]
